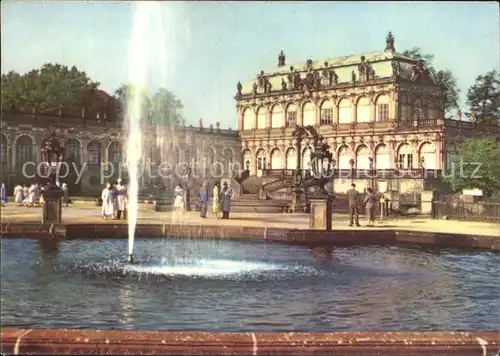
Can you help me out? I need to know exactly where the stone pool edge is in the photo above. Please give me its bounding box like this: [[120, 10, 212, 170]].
[[1, 222, 499, 252], [1, 329, 498, 355]]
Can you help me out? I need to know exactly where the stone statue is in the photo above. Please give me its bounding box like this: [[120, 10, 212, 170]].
[[331, 70, 338, 84], [391, 59, 401, 77], [293, 71, 302, 90], [281, 78, 287, 90], [199, 117, 203, 128], [252, 82, 258, 94], [266, 80, 272, 93], [42, 132, 64, 165], [258, 72, 265, 88], [236, 81, 242, 95], [410, 60, 429, 82], [278, 50, 286, 67], [352, 70, 356, 83], [385, 31, 395, 52], [216, 122, 220, 131]]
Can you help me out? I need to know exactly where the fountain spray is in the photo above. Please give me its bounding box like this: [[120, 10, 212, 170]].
[[125, 3, 151, 264]]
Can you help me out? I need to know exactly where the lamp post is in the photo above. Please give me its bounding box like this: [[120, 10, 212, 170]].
[[41, 132, 65, 224], [368, 156, 375, 190], [308, 135, 335, 230], [349, 158, 355, 184], [290, 126, 309, 213]]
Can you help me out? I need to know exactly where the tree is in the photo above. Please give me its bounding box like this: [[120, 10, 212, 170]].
[[150, 88, 183, 125], [402, 47, 460, 115], [114, 84, 151, 121], [466, 70, 500, 122], [114, 85, 183, 125], [1, 63, 100, 116], [443, 138, 500, 197]]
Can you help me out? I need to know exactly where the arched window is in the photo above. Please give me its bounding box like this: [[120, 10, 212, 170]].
[[65, 139, 82, 166], [243, 149, 252, 172], [338, 145, 352, 169], [257, 106, 267, 129], [270, 148, 283, 169], [256, 149, 267, 177], [375, 144, 390, 169], [0, 134, 7, 165], [355, 145, 370, 169], [320, 100, 334, 125], [356, 97, 370, 123], [397, 143, 412, 169], [302, 147, 312, 171], [302, 102, 316, 126], [286, 148, 297, 170], [16, 135, 34, 166], [271, 105, 283, 128], [242, 107, 254, 130], [376, 95, 390, 122], [87, 141, 101, 165], [338, 98, 352, 124], [286, 104, 297, 127], [399, 95, 411, 121], [108, 141, 121, 165], [419, 142, 436, 169], [413, 98, 422, 121]]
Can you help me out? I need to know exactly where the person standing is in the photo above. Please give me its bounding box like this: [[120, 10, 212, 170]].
[[1, 183, 7, 206], [115, 179, 127, 220], [212, 182, 220, 218], [14, 184, 24, 206], [347, 183, 361, 227], [61, 183, 69, 207], [101, 183, 114, 220], [199, 181, 209, 218], [364, 187, 377, 227], [173, 184, 185, 221], [219, 182, 233, 219]]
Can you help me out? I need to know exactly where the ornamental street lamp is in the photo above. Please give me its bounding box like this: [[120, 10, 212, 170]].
[[368, 156, 375, 189], [308, 135, 335, 231], [349, 158, 355, 184], [41, 132, 65, 224]]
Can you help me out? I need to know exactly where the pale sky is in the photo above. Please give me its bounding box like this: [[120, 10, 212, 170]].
[[1, 1, 499, 128]]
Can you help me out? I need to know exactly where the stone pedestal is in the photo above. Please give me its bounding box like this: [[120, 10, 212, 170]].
[[421, 190, 437, 215], [309, 196, 333, 230], [42, 184, 63, 224]]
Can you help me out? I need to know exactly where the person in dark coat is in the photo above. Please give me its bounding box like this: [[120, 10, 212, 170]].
[[199, 181, 209, 218], [347, 183, 361, 227], [219, 182, 233, 219]]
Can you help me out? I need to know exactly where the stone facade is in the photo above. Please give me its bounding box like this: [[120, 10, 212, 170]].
[[0, 112, 241, 195], [234, 33, 500, 194]]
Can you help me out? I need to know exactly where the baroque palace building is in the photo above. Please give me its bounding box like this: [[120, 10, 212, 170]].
[[234, 32, 499, 195], [0, 91, 240, 195]]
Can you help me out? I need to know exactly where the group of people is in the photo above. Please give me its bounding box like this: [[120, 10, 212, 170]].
[[172, 180, 234, 220], [347, 183, 383, 227], [199, 180, 233, 219], [101, 179, 128, 220], [1, 182, 69, 207]]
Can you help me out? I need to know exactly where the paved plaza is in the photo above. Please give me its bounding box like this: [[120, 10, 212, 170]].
[[1, 203, 499, 237]]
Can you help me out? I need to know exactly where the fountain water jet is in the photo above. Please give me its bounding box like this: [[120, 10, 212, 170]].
[[125, 3, 152, 263]]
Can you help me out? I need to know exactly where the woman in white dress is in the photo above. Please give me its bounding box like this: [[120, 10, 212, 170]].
[[212, 182, 220, 218], [173, 184, 185, 221], [14, 184, 24, 206], [101, 183, 115, 220]]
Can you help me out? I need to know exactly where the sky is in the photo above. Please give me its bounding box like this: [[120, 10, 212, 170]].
[[1, 1, 499, 128]]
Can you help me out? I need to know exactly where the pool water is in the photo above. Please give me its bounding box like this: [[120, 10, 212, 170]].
[[1, 238, 499, 331]]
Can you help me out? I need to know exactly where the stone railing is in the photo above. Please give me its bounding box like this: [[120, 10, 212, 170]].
[[1, 329, 498, 355]]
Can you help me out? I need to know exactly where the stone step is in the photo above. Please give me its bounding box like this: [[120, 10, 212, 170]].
[[230, 205, 286, 213], [231, 199, 289, 207], [235, 194, 259, 200]]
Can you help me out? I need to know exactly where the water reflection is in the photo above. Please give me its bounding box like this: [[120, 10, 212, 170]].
[[1, 238, 499, 332], [37, 239, 60, 259]]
